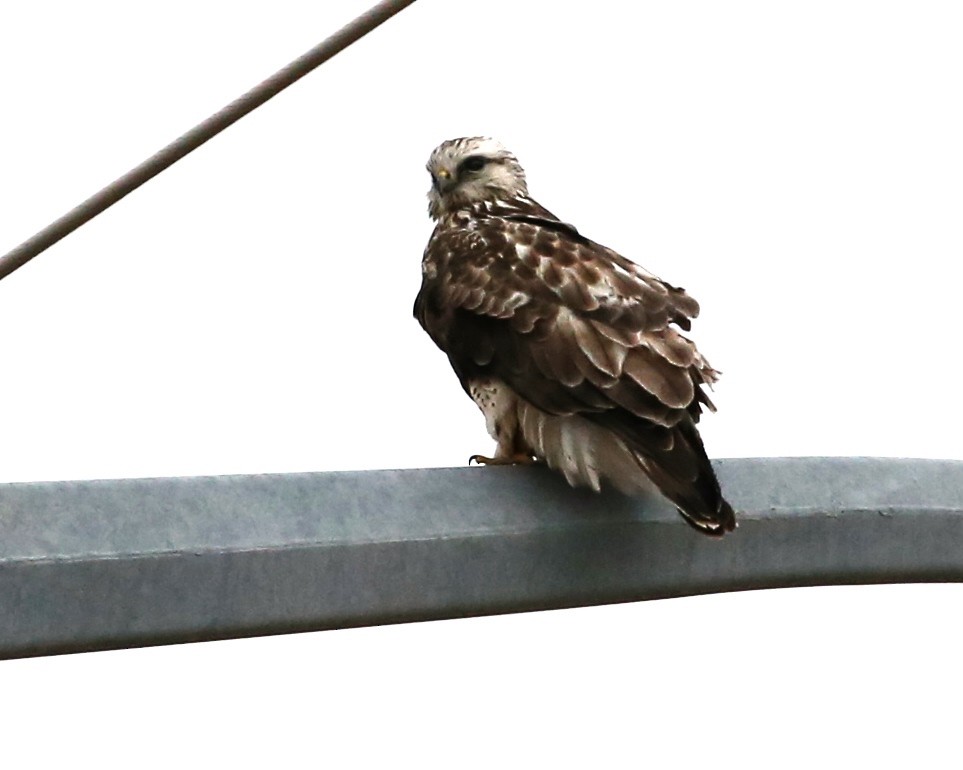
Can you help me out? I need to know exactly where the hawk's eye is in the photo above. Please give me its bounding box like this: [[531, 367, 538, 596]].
[[460, 156, 488, 174]]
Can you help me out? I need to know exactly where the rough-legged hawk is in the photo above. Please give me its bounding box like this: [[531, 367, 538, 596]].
[[414, 137, 735, 536]]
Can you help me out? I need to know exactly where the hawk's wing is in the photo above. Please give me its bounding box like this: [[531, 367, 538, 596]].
[[415, 200, 734, 534]]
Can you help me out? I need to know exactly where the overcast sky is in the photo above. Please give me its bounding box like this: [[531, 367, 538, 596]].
[[2, 1, 962, 766]]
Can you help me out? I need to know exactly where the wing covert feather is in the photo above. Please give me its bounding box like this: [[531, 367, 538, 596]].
[[415, 200, 714, 428]]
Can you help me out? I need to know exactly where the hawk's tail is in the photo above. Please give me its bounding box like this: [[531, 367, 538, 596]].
[[588, 411, 736, 537], [515, 401, 736, 536], [633, 419, 736, 537]]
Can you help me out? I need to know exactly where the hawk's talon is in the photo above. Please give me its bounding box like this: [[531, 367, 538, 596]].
[[468, 453, 537, 466]]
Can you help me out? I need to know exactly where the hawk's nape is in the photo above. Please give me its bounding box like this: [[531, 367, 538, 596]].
[[415, 137, 736, 536]]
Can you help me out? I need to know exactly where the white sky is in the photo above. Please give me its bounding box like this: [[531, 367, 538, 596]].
[[1, 1, 962, 766]]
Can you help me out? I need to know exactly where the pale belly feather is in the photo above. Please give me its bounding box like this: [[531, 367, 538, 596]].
[[469, 377, 659, 498]]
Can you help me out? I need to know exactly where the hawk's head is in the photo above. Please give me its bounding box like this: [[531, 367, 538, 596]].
[[426, 137, 528, 220]]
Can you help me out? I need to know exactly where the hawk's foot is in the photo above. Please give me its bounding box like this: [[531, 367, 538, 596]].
[[468, 453, 537, 466]]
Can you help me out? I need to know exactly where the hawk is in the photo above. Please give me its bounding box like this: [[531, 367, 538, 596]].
[[414, 137, 735, 536]]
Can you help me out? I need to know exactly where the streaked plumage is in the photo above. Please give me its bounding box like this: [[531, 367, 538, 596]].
[[414, 137, 735, 536]]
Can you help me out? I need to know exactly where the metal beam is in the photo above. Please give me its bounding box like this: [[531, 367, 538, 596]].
[[1, 457, 961, 658]]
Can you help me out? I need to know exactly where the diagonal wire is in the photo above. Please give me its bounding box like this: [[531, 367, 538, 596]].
[[0, 0, 418, 284]]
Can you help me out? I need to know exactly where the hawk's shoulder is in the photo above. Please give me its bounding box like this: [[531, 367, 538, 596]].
[[417, 196, 700, 336]]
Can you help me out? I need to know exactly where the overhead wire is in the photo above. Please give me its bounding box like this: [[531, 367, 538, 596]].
[[0, 0, 418, 283]]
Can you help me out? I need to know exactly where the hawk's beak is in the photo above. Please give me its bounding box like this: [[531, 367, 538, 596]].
[[434, 167, 455, 194]]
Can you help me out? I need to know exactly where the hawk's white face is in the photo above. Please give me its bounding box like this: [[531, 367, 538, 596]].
[[426, 137, 528, 220]]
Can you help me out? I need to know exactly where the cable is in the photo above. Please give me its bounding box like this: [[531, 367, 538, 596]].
[[0, 0, 418, 284]]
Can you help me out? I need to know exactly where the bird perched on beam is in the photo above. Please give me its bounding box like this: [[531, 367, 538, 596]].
[[414, 137, 735, 536]]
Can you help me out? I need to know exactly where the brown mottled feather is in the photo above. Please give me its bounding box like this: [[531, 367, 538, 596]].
[[415, 195, 734, 536]]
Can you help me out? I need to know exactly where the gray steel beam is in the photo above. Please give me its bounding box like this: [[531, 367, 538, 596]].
[[1, 457, 961, 659]]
